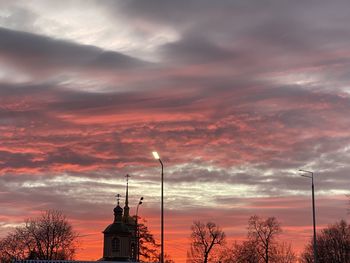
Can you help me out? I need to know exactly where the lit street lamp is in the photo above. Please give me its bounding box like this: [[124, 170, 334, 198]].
[[136, 197, 143, 262], [152, 151, 164, 263], [299, 169, 318, 263]]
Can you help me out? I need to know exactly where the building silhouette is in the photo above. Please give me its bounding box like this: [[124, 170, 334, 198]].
[[102, 175, 138, 261]]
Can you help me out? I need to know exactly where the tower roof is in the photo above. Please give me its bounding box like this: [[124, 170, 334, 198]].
[[103, 222, 131, 234], [123, 174, 130, 220], [114, 205, 123, 215]]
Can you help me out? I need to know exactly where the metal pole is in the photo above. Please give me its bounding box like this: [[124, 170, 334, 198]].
[[152, 151, 164, 263], [136, 197, 143, 262], [135, 214, 138, 262], [311, 174, 318, 263], [159, 159, 164, 263], [299, 169, 317, 263]]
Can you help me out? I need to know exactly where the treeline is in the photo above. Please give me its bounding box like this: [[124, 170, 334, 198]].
[[1, 210, 349, 263], [186, 215, 350, 263]]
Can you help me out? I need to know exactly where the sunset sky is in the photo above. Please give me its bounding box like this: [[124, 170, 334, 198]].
[[0, 0, 350, 262]]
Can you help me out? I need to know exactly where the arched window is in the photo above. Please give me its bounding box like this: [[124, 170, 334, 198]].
[[112, 237, 120, 252]]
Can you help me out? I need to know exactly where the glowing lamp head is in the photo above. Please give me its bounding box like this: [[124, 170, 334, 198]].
[[152, 151, 160, 160]]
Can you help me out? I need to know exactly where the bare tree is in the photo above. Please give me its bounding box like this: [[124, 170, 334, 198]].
[[301, 219, 350, 263], [0, 231, 28, 262], [273, 242, 297, 263], [218, 216, 294, 263], [188, 221, 226, 263], [248, 215, 282, 263], [0, 210, 78, 261], [218, 240, 260, 263], [222, 240, 296, 263]]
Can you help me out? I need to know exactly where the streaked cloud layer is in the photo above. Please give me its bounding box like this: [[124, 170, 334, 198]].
[[0, 0, 349, 261]]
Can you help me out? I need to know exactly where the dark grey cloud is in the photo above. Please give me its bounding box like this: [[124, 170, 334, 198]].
[[0, 27, 150, 72], [108, 0, 350, 83], [160, 34, 236, 64]]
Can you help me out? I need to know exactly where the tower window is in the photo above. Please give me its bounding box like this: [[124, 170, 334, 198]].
[[112, 237, 120, 252]]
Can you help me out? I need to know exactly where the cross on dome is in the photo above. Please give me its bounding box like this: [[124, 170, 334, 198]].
[[115, 193, 121, 205]]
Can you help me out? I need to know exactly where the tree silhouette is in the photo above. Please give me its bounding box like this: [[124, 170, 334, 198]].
[[273, 242, 297, 263], [301, 220, 350, 263], [138, 220, 160, 262], [137, 218, 174, 263], [187, 221, 226, 263], [0, 210, 78, 262], [217, 240, 260, 263], [247, 215, 282, 263], [218, 216, 295, 263]]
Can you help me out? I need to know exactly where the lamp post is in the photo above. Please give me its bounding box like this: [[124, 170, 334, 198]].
[[136, 197, 143, 262], [152, 151, 164, 263], [299, 169, 318, 263]]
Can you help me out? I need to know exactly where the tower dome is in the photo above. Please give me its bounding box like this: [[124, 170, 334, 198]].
[[114, 204, 123, 217]]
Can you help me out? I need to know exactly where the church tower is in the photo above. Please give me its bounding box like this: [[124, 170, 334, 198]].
[[102, 175, 138, 261]]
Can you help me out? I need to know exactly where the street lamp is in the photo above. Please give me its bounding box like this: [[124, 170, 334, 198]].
[[152, 151, 164, 263], [299, 169, 318, 263], [136, 197, 143, 262]]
